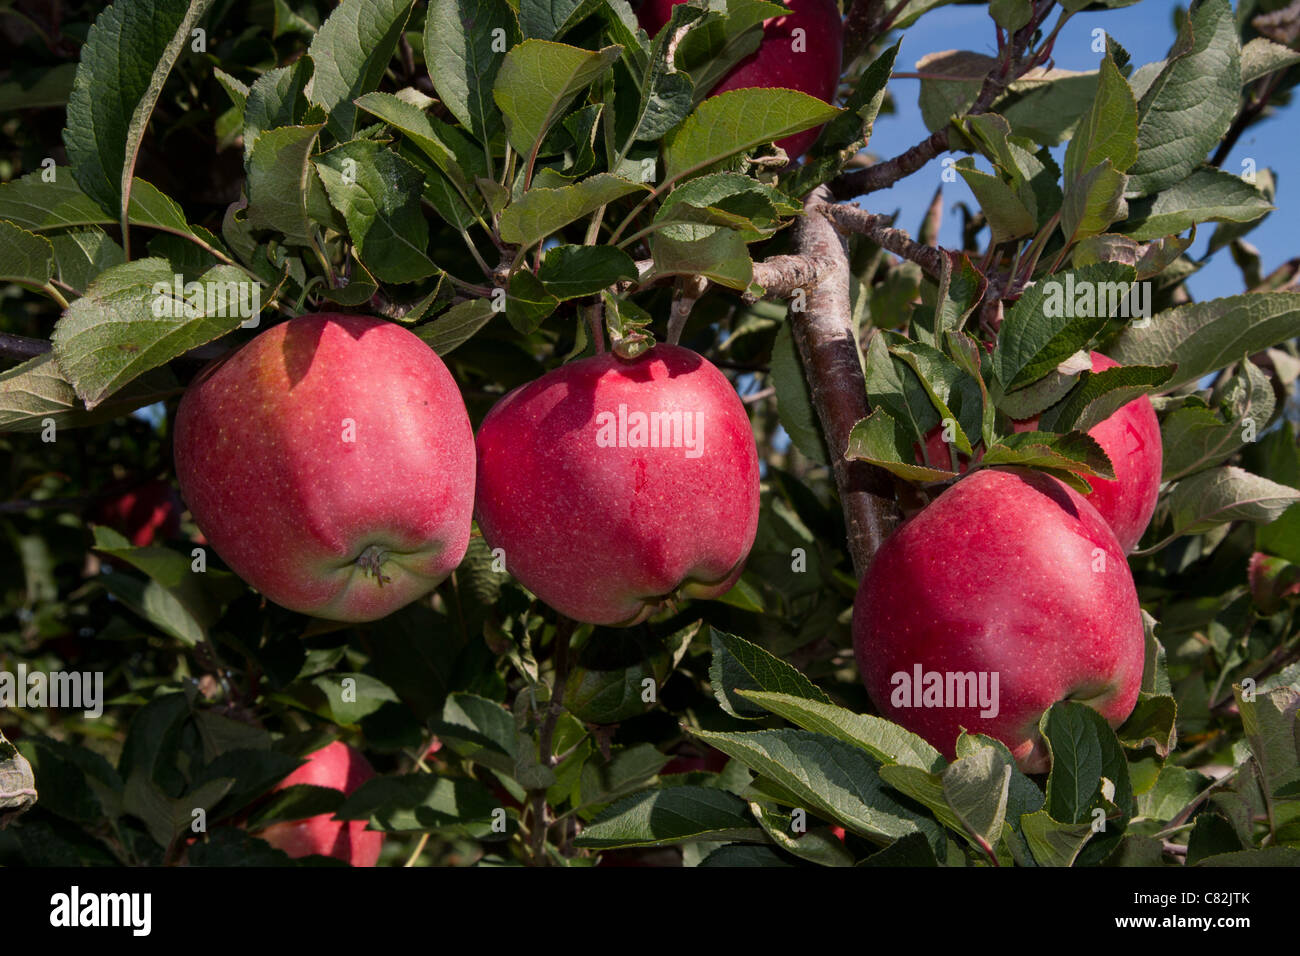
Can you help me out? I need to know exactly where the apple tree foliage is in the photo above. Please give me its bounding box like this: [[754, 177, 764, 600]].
[[1, 0, 1300, 867]]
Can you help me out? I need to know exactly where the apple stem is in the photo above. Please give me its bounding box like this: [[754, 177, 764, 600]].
[[355, 545, 393, 586]]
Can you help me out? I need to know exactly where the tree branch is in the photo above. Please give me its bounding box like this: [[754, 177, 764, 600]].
[[787, 186, 900, 579], [0, 332, 53, 361], [745, 254, 838, 302], [815, 203, 947, 280]]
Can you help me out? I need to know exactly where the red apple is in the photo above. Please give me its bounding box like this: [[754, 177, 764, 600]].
[[257, 741, 383, 866], [1070, 352, 1162, 552], [94, 478, 182, 547], [173, 313, 475, 622], [853, 467, 1145, 773], [637, 0, 843, 160], [474, 344, 760, 626]]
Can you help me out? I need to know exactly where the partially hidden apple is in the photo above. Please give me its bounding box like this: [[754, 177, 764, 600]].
[[474, 343, 760, 626], [257, 740, 383, 866], [636, 0, 843, 160], [853, 467, 1145, 773], [173, 313, 475, 622], [916, 352, 1162, 551], [94, 478, 182, 547]]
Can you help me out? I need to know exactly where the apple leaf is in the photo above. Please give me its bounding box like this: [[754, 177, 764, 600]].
[[0, 732, 38, 827], [574, 786, 759, 849], [940, 740, 1012, 850], [1040, 701, 1134, 826], [1122, 167, 1272, 241], [354, 91, 483, 200], [242, 784, 344, 830], [564, 622, 696, 725], [123, 773, 233, 848], [505, 270, 559, 334], [662, 88, 841, 183], [0, 353, 179, 433], [427, 0, 520, 144], [845, 408, 957, 482], [749, 802, 856, 867], [62, 0, 215, 219], [314, 140, 437, 284], [1117, 694, 1178, 758], [736, 691, 945, 772], [0, 219, 54, 288], [1038, 362, 1175, 433], [993, 262, 1135, 390], [770, 321, 830, 465], [48, 228, 126, 293], [1148, 466, 1300, 549], [414, 298, 496, 356], [246, 124, 325, 248], [51, 259, 259, 409], [1241, 36, 1300, 84], [305, 0, 414, 140], [1234, 684, 1300, 798], [954, 159, 1036, 243], [538, 244, 637, 299], [498, 172, 646, 249], [577, 744, 671, 811], [623, 0, 707, 144], [493, 39, 620, 158], [889, 339, 983, 456], [654, 172, 794, 239], [1127, 0, 1240, 197], [1060, 159, 1128, 244], [1161, 360, 1275, 482], [709, 628, 831, 720], [691, 727, 946, 850], [335, 774, 503, 834], [1063, 52, 1138, 184], [281, 673, 401, 727], [859, 831, 940, 866], [1019, 809, 1095, 867], [864, 331, 944, 440], [428, 693, 518, 775], [243, 58, 314, 162], [648, 222, 753, 289]]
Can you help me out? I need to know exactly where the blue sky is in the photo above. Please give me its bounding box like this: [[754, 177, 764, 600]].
[[858, 0, 1297, 301]]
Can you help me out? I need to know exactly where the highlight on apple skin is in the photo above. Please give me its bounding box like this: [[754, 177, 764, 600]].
[[635, 0, 844, 161], [853, 467, 1146, 773], [256, 740, 384, 867], [474, 343, 761, 627], [173, 313, 476, 623]]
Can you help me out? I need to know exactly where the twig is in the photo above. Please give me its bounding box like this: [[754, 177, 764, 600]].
[[667, 275, 709, 344], [815, 203, 947, 280], [0, 332, 53, 360], [746, 254, 838, 302], [787, 186, 900, 579]]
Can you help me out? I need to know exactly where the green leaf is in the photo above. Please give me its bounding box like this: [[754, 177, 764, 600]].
[[655, 172, 793, 239], [574, 786, 757, 849], [48, 228, 126, 293], [246, 124, 325, 247], [0, 219, 54, 287], [1240, 36, 1300, 84], [1061, 159, 1128, 243], [858, 831, 940, 866], [691, 728, 945, 849], [980, 430, 1115, 492], [770, 321, 829, 465], [1160, 360, 1275, 481], [662, 88, 841, 183], [243, 59, 313, 162], [1037, 362, 1175, 433], [941, 741, 1012, 849], [538, 244, 637, 299], [314, 141, 437, 283], [844, 408, 956, 482], [1127, 0, 1240, 197], [1110, 292, 1300, 390], [1235, 684, 1300, 797], [993, 262, 1136, 390], [565, 622, 696, 724], [494, 40, 620, 158], [1040, 701, 1134, 824], [1121, 167, 1272, 241], [1019, 809, 1095, 867], [51, 259, 259, 408], [708, 628, 831, 719], [282, 673, 401, 726], [427, 0, 520, 143], [888, 339, 983, 456], [1117, 694, 1177, 758], [414, 298, 495, 355], [498, 173, 646, 249], [736, 691, 945, 772], [505, 269, 559, 334], [1195, 847, 1300, 866], [989, 0, 1033, 31], [306, 0, 414, 140], [430, 693, 518, 774], [750, 802, 855, 867], [63, 0, 216, 219], [335, 774, 503, 835], [624, 0, 707, 143], [1155, 466, 1300, 544], [355, 91, 483, 200], [648, 222, 753, 289], [954, 159, 1036, 243], [518, 0, 609, 39], [1063, 52, 1138, 184], [0, 353, 179, 433]]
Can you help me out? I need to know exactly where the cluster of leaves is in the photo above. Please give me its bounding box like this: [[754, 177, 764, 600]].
[[1, 0, 1299, 866]]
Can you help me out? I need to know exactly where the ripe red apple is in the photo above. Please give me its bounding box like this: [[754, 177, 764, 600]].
[[637, 0, 843, 160], [474, 344, 760, 626], [173, 313, 475, 622], [94, 478, 182, 547], [257, 741, 383, 866], [853, 467, 1145, 773]]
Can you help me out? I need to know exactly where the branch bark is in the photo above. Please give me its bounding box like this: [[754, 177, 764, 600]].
[[746, 254, 838, 302], [787, 186, 899, 579], [815, 203, 947, 280], [0, 332, 53, 361]]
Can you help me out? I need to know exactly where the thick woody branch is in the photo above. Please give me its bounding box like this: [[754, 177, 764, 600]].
[[746, 254, 838, 302], [0, 332, 53, 361], [815, 203, 947, 280], [787, 186, 899, 579], [842, 0, 886, 64]]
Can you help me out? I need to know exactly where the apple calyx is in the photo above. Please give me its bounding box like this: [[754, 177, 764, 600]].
[[355, 545, 393, 586]]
